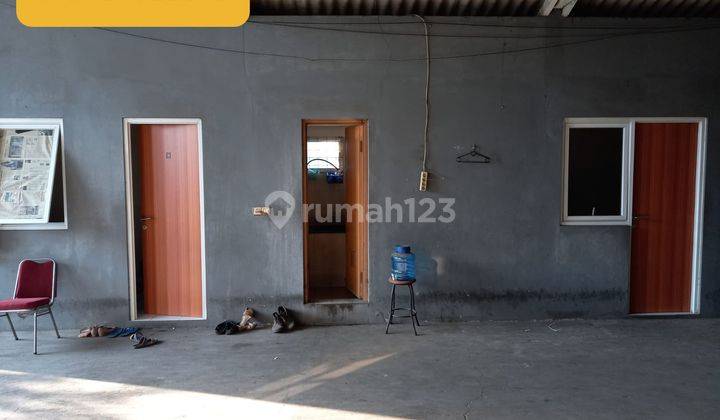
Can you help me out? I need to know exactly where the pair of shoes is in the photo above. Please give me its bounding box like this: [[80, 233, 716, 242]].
[[271, 306, 295, 333], [130, 332, 161, 349]]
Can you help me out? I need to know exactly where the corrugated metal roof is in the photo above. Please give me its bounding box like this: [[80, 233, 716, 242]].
[[573, 0, 720, 17], [251, 0, 720, 17]]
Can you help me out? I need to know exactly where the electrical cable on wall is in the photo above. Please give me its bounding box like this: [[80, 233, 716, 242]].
[[248, 21, 652, 39], [1, 1, 716, 62], [415, 14, 430, 192], [90, 24, 720, 62]]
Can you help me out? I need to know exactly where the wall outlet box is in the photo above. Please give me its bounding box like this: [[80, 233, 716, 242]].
[[252, 206, 270, 216], [419, 171, 428, 191]]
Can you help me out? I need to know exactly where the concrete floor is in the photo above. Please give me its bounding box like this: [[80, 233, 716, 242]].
[[0, 318, 718, 419]]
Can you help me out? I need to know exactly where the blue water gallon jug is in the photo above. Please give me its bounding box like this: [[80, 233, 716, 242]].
[[391, 245, 416, 280]]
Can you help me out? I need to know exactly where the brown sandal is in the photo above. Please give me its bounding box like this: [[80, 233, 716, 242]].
[[134, 336, 161, 349]]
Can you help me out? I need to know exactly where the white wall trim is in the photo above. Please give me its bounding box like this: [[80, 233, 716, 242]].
[[692, 118, 706, 314], [123, 118, 207, 321]]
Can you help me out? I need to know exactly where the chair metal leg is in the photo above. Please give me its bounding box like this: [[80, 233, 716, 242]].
[[385, 285, 396, 334], [4, 313, 18, 340], [48, 308, 61, 338], [33, 311, 38, 355]]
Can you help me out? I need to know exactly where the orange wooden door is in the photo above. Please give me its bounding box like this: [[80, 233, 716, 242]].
[[137, 124, 203, 317], [344, 124, 368, 300], [630, 123, 697, 314]]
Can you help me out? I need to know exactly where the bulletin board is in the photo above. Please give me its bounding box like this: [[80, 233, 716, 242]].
[[0, 123, 60, 224]]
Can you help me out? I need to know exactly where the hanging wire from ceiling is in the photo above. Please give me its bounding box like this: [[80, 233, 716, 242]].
[[415, 14, 431, 174], [91, 24, 720, 62]]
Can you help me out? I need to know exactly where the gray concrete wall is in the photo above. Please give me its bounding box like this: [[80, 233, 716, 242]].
[[1, 9, 719, 329]]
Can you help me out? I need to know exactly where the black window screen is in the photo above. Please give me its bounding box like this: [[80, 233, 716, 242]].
[[567, 127, 624, 217]]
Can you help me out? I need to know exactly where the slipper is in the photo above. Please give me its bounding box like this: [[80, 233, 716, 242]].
[[78, 327, 92, 338], [134, 336, 161, 349], [130, 332, 144, 345]]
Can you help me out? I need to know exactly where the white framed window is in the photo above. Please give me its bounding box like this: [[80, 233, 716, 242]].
[[0, 118, 67, 230], [561, 118, 633, 226]]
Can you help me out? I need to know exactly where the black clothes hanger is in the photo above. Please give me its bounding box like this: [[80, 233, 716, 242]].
[[456, 144, 491, 163]]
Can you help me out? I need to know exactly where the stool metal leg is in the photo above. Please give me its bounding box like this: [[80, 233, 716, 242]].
[[409, 284, 420, 328], [385, 285, 396, 334], [409, 285, 418, 336]]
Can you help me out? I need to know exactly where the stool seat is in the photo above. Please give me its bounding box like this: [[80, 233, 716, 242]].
[[388, 277, 416, 286]]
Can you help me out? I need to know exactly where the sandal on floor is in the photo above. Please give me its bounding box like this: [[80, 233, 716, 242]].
[[134, 336, 161, 349], [130, 332, 144, 345]]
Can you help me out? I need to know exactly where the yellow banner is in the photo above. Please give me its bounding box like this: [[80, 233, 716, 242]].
[[17, 0, 250, 27]]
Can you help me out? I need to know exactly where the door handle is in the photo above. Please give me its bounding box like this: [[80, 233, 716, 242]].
[[139, 217, 152, 230]]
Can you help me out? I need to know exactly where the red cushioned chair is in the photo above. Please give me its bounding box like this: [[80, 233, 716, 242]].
[[0, 259, 60, 354]]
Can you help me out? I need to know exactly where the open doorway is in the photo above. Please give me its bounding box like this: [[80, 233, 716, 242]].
[[123, 119, 206, 320], [302, 119, 368, 303]]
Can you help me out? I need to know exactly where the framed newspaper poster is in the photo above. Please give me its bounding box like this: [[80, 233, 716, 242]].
[[0, 121, 60, 224]]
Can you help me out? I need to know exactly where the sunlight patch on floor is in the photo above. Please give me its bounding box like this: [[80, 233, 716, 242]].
[[0, 368, 405, 419], [250, 353, 396, 401]]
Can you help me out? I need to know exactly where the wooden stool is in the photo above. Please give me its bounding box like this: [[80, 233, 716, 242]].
[[385, 277, 420, 335]]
